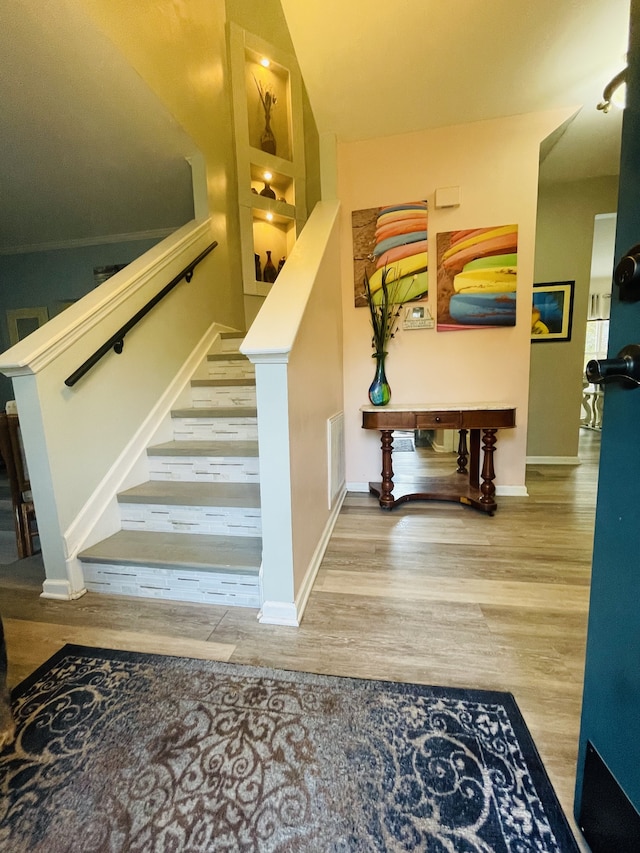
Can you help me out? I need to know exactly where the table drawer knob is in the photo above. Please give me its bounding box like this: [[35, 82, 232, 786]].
[[435, 416, 441, 422]]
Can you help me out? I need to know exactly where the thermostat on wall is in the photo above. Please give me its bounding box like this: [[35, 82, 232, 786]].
[[403, 304, 434, 330]]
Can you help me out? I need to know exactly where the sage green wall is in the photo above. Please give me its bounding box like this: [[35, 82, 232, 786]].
[[528, 175, 619, 458], [0, 236, 164, 407]]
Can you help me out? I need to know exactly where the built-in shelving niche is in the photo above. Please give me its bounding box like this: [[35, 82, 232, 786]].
[[229, 22, 307, 298]]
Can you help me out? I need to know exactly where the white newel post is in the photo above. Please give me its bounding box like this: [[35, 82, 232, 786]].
[[250, 356, 298, 626], [4, 370, 86, 600]]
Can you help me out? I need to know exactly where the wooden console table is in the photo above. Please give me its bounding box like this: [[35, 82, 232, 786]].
[[361, 404, 516, 515]]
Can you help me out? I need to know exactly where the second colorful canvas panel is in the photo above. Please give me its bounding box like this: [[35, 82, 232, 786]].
[[436, 225, 518, 331]]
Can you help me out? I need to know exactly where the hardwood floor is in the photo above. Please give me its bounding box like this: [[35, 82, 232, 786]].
[[0, 430, 599, 845]]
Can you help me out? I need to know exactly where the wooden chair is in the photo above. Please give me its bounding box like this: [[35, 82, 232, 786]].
[[0, 413, 38, 558]]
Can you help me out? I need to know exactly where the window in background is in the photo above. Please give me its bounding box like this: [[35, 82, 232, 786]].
[[584, 319, 610, 372]]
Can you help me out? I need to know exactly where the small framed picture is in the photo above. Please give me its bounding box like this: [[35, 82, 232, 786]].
[[6, 307, 49, 346], [531, 281, 575, 342]]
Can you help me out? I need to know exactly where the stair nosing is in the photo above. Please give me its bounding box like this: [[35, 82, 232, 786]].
[[147, 440, 259, 457], [78, 531, 261, 574], [118, 481, 261, 507], [171, 406, 257, 419], [191, 378, 256, 387], [207, 353, 248, 362]]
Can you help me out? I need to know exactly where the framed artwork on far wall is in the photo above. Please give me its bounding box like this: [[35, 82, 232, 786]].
[[531, 281, 575, 342], [6, 307, 49, 346]]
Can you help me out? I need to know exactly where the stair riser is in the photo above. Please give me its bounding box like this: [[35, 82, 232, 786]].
[[207, 363, 254, 380], [83, 339, 263, 610], [82, 563, 260, 607], [220, 339, 244, 353], [172, 417, 258, 442], [120, 504, 261, 537], [149, 456, 259, 483], [191, 388, 257, 407]]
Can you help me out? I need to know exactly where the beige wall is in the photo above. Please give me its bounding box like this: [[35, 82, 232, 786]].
[[226, 0, 321, 217], [528, 175, 619, 458], [80, 0, 245, 331], [338, 109, 572, 491], [288, 210, 343, 597], [80, 1, 320, 333]]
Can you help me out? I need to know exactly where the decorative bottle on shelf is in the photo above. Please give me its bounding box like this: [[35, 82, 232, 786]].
[[254, 253, 262, 282], [277, 256, 286, 276], [260, 182, 276, 199], [263, 251, 277, 283], [260, 119, 276, 155]]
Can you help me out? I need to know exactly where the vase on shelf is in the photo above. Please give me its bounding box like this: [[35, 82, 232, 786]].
[[263, 251, 278, 283], [260, 118, 276, 155], [260, 182, 276, 199], [368, 351, 391, 406], [254, 253, 262, 282]]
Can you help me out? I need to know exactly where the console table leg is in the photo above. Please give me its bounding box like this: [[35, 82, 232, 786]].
[[456, 429, 469, 473], [479, 428, 497, 506], [380, 430, 395, 508]]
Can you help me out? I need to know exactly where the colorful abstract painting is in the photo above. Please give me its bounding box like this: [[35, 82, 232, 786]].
[[436, 225, 518, 331], [352, 201, 428, 308]]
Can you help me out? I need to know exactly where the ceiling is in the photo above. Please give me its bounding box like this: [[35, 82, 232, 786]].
[[0, 0, 197, 253], [0, 1, 629, 255], [281, 0, 629, 185]]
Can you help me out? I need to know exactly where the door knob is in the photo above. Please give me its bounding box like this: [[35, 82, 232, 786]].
[[586, 344, 640, 388], [615, 245, 640, 302]]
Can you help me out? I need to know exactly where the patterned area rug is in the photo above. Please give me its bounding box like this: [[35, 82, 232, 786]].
[[0, 646, 579, 852]]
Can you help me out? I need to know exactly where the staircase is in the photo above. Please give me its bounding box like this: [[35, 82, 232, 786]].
[[78, 332, 263, 607]]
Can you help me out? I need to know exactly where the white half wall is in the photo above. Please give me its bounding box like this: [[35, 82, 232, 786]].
[[0, 220, 225, 598], [242, 200, 344, 624]]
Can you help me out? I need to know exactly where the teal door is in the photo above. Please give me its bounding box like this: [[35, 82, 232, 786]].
[[576, 0, 640, 839]]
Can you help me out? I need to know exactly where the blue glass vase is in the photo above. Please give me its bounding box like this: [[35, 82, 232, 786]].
[[368, 352, 391, 406]]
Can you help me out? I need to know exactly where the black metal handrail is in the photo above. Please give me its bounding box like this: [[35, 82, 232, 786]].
[[65, 241, 218, 387]]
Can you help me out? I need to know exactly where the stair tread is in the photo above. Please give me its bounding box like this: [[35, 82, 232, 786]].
[[119, 481, 260, 506], [79, 530, 261, 573], [148, 440, 259, 457], [207, 352, 247, 361], [172, 406, 257, 418], [191, 378, 255, 387]]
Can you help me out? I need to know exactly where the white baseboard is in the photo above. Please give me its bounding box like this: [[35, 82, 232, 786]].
[[348, 482, 527, 497], [526, 456, 581, 465], [346, 482, 370, 493], [259, 486, 347, 627], [295, 485, 346, 623], [431, 440, 455, 453], [258, 601, 299, 626], [41, 578, 87, 601], [496, 485, 529, 497]]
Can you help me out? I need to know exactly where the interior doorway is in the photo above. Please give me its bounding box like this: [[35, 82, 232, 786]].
[[581, 214, 615, 431]]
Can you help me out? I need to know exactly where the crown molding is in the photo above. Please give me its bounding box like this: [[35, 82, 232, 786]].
[[0, 227, 177, 256]]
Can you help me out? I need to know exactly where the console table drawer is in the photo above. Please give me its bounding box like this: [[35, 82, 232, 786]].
[[416, 412, 462, 429], [462, 409, 516, 429]]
